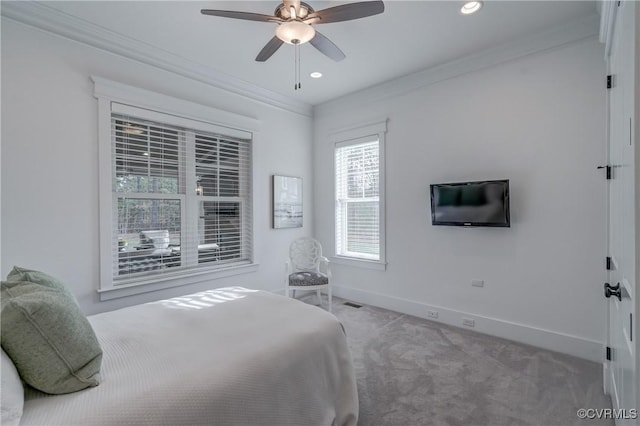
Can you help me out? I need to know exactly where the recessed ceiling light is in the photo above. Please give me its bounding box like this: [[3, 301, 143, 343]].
[[461, 1, 483, 15], [310, 72, 323, 79]]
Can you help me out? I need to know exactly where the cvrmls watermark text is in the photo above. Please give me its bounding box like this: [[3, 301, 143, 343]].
[[577, 408, 637, 420]]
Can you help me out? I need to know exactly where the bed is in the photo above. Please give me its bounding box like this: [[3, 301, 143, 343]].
[[15, 287, 358, 426]]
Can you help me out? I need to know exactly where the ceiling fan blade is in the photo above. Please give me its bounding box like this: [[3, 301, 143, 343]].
[[201, 9, 281, 23], [310, 31, 346, 62], [308, 1, 384, 24], [256, 36, 285, 62]]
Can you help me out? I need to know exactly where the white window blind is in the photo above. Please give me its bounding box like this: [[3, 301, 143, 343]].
[[112, 111, 252, 283], [335, 138, 380, 260]]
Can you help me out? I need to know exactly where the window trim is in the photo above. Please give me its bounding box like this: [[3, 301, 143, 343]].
[[331, 119, 387, 269], [93, 76, 260, 300]]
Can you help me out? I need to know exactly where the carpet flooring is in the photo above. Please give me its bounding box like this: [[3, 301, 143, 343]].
[[318, 297, 613, 426]]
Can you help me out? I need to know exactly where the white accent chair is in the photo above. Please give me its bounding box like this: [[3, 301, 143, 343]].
[[285, 237, 332, 312]]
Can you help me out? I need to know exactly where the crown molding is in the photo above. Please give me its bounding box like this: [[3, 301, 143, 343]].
[[1, 1, 313, 117], [314, 12, 601, 117]]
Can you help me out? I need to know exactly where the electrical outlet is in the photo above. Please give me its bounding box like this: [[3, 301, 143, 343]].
[[462, 318, 475, 328], [427, 310, 439, 319], [471, 279, 484, 288]]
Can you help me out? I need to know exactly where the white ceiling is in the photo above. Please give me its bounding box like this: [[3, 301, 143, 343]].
[[22, 1, 599, 106]]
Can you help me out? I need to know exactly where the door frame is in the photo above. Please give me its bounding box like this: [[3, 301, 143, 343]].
[[599, 0, 639, 417]]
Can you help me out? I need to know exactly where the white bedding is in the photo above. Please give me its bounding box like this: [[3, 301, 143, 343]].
[[20, 287, 358, 426]]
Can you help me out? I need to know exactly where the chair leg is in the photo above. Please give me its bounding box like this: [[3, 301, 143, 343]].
[[292, 289, 296, 299], [328, 286, 332, 312], [317, 289, 322, 307]]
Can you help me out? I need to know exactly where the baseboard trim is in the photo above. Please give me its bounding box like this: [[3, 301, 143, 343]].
[[332, 285, 603, 363]]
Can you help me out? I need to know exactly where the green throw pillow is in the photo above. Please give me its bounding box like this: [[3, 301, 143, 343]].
[[0, 281, 102, 394], [6, 266, 76, 302]]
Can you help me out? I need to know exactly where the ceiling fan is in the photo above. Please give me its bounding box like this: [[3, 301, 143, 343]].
[[201, 0, 385, 63]]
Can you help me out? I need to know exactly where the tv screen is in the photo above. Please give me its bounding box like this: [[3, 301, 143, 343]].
[[430, 180, 510, 227]]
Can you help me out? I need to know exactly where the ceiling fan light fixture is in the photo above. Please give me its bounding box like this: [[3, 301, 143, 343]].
[[460, 1, 483, 15], [202, 0, 385, 65], [276, 21, 316, 44]]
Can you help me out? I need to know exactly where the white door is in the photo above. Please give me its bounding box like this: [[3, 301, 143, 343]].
[[605, 1, 637, 424]]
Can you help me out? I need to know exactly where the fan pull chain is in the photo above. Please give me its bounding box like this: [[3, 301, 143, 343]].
[[293, 40, 301, 90], [298, 42, 301, 90]]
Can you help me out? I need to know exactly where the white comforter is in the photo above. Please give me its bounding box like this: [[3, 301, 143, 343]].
[[20, 287, 358, 426]]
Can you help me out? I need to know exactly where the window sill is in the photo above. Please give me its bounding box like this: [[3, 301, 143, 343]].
[[98, 263, 259, 301], [330, 256, 387, 271]]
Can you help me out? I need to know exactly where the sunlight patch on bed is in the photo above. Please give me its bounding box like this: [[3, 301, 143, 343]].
[[152, 287, 259, 310]]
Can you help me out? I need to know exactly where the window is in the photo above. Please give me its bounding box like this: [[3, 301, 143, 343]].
[[94, 77, 258, 299], [113, 113, 251, 279], [333, 121, 386, 268]]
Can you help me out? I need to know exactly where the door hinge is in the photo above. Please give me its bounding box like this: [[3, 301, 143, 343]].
[[597, 165, 612, 179], [607, 75, 613, 89], [606, 346, 612, 361], [606, 256, 612, 270]]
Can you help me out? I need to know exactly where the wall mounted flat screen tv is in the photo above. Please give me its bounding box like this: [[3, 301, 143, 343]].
[[430, 179, 510, 227]]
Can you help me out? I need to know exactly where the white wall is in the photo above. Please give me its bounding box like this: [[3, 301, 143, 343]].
[[1, 19, 313, 314], [313, 38, 607, 361]]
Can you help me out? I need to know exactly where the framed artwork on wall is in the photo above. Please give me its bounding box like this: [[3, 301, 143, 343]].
[[273, 175, 303, 229]]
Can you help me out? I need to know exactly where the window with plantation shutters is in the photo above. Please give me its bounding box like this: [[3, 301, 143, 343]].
[[335, 139, 380, 259], [333, 120, 386, 267], [112, 111, 252, 283], [194, 134, 251, 265], [113, 116, 184, 278], [94, 77, 257, 299]]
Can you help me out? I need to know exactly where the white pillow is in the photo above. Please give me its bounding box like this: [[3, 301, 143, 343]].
[[1, 348, 24, 426]]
